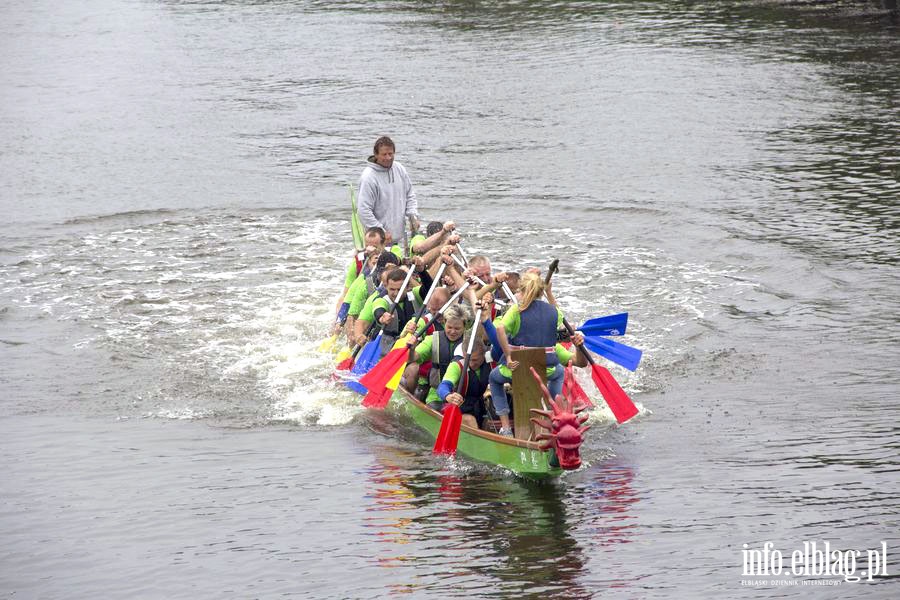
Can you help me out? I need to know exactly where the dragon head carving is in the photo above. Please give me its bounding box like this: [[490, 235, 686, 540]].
[[528, 367, 591, 470]]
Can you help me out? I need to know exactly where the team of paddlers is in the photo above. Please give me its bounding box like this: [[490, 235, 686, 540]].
[[329, 221, 590, 437]]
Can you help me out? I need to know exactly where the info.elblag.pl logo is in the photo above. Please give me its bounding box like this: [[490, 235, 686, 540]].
[[741, 541, 889, 586]]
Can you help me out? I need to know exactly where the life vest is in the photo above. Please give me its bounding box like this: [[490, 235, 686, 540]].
[[377, 288, 423, 356], [428, 331, 461, 389], [509, 300, 560, 368], [454, 359, 490, 417], [414, 312, 441, 381]]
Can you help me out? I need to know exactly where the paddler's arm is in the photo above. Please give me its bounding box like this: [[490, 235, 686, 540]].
[[474, 271, 510, 300], [478, 302, 503, 362], [445, 256, 468, 292], [353, 318, 371, 347], [496, 325, 516, 369], [437, 361, 462, 403], [372, 297, 396, 327], [557, 331, 588, 368], [413, 257, 434, 298], [429, 244, 456, 278], [495, 304, 520, 368], [411, 334, 432, 363], [412, 221, 456, 255]]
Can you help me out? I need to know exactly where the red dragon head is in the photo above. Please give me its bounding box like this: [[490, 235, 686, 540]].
[[528, 367, 591, 470]]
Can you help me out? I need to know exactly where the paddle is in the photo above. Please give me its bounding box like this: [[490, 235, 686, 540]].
[[360, 335, 409, 407], [433, 307, 482, 455], [564, 362, 593, 408], [455, 241, 470, 267], [545, 260, 639, 424], [350, 184, 365, 251], [359, 281, 471, 407], [582, 334, 643, 372], [320, 188, 365, 352], [564, 320, 638, 423], [335, 266, 416, 372], [579, 313, 628, 337], [344, 330, 383, 393], [355, 263, 448, 401]]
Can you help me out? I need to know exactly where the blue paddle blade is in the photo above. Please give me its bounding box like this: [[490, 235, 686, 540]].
[[579, 312, 628, 337], [337, 302, 350, 323], [345, 380, 368, 395], [353, 334, 382, 374], [344, 333, 382, 392], [582, 334, 643, 371]]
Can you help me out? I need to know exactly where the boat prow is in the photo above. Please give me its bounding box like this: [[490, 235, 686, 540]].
[[398, 386, 568, 480]]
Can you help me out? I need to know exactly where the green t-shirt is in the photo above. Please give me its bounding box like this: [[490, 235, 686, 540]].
[[555, 343, 574, 366], [343, 255, 362, 289], [357, 291, 381, 323], [412, 334, 434, 364], [347, 275, 373, 317], [442, 360, 464, 388], [346, 245, 401, 289]]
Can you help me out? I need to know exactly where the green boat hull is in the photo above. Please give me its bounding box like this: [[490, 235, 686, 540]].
[[399, 389, 563, 479]]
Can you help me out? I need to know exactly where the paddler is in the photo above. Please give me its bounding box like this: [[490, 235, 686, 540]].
[[344, 250, 400, 343], [333, 226, 393, 317], [397, 256, 464, 392], [489, 271, 566, 437], [402, 303, 471, 408], [361, 260, 434, 356], [437, 331, 491, 430]]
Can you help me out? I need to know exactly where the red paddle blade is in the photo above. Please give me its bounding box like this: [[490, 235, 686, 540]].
[[362, 386, 393, 409], [358, 347, 407, 391], [590, 364, 638, 424], [565, 366, 594, 408], [433, 404, 462, 455], [335, 356, 354, 372]]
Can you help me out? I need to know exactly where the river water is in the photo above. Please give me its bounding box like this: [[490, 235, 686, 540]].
[[1, 1, 898, 598]]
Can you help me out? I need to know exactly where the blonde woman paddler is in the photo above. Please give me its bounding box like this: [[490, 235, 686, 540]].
[[490, 271, 565, 437]]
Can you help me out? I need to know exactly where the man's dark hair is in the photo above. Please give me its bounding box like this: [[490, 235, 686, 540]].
[[366, 226, 386, 244], [372, 250, 401, 285], [426, 221, 443, 237], [386, 268, 408, 283], [375, 250, 400, 272], [374, 136, 395, 154]]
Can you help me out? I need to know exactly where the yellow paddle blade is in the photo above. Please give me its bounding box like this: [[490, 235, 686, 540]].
[[392, 334, 411, 350], [385, 363, 404, 392], [317, 334, 338, 352], [383, 333, 413, 390], [335, 346, 352, 363]]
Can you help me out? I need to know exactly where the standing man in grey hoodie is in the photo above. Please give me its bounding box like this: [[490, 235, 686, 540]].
[[357, 136, 420, 251]]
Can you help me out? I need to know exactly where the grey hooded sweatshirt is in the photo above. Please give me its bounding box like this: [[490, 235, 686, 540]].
[[356, 156, 419, 245]]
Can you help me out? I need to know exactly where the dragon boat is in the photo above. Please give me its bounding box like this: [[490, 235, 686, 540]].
[[360, 347, 591, 480]]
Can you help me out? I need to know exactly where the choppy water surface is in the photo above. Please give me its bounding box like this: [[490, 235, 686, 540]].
[[1, 1, 898, 598]]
